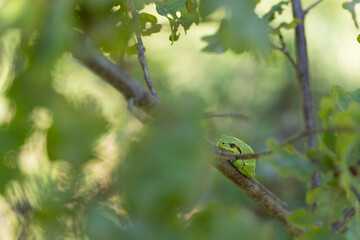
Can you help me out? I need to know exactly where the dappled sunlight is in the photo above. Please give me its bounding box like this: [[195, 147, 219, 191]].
[[82, 130, 121, 192], [0, 30, 19, 126], [18, 108, 52, 174], [0, 195, 18, 239], [52, 54, 131, 127]]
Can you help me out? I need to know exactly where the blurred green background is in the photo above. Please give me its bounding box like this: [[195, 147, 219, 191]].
[[0, 0, 359, 239]]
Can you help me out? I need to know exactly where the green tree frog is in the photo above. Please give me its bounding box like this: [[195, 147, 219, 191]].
[[217, 135, 256, 178]]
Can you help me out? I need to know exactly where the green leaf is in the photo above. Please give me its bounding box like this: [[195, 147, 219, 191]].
[[330, 85, 360, 110], [168, 17, 180, 43], [261, 139, 316, 182], [288, 208, 313, 228], [357, 34, 360, 43], [126, 43, 138, 55], [185, 0, 198, 14], [138, 13, 162, 36], [343, 0, 360, 29], [271, 18, 302, 34], [156, 0, 199, 42], [306, 187, 324, 205], [263, 1, 290, 22]]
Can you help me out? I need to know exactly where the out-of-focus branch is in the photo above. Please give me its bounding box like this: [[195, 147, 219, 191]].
[[291, 0, 317, 151], [212, 157, 305, 237], [130, 1, 158, 97], [203, 112, 250, 120], [304, 0, 323, 15], [72, 38, 158, 113]]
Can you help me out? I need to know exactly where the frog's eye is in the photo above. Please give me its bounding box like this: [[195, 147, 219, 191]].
[[222, 142, 225, 145]]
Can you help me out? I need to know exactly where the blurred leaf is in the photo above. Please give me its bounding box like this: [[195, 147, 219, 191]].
[[119, 93, 208, 238], [343, 0, 360, 29], [0, 0, 45, 35], [186, 0, 198, 14], [76, 1, 133, 55], [330, 85, 360, 110], [201, 20, 228, 53], [263, 0, 290, 22], [271, 19, 302, 34], [200, 0, 269, 54], [184, 204, 274, 239], [288, 208, 313, 228], [85, 200, 127, 240], [318, 97, 336, 126], [261, 140, 316, 182], [126, 43, 138, 55], [305, 187, 323, 205]]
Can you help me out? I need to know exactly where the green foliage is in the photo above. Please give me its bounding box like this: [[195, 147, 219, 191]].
[[138, 13, 162, 36], [0, 0, 359, 239], [156, 0, 199, 42], [200, 0, 269, 54], [262, 140, 316, 182], [263, 0, 290, 22], [288, 86, 360, 238]]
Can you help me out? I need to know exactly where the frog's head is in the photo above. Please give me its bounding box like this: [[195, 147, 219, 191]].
[[217, 135, 243, 153]]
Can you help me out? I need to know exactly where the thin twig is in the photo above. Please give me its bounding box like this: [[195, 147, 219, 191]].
[[203, 112, 250, 120], [130, 1, 158, 97], [304, 0, 323, 15], [215, 126, 360, 160], [291, 0, 317, 150], [271, 34, 298, 70]]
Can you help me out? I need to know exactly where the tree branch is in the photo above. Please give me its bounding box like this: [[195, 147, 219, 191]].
[[304, 0, 323, 15], [130, 1, 158, 97], [291, 0, 317, 150], [212, 157, 305, 237], [71, 38, 158, 113]]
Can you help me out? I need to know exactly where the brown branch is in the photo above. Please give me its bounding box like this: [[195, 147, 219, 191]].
[[304, 0, 323, 15], [291, 0, 317, 150], [71, 38, 158, 113], [212, 157, 305, 237], [130, 1, 158, 97]]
